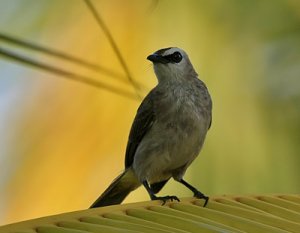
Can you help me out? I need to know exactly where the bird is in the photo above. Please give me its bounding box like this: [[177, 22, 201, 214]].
[[90, 47, 212, 208]]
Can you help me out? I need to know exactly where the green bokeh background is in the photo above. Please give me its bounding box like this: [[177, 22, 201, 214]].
[[0, 0, 299, 225]]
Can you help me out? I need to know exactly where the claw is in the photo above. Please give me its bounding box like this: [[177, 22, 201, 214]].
[[152, 195, 180, 205], [194, 191, 209, 207]]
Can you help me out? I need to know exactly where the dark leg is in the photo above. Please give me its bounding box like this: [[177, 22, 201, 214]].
[[179, 179, 209, 207], [150, 179, 170, 194], [142, 181, 180, 205]]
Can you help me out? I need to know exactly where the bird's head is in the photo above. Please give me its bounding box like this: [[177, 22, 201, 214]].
[[147, 47, 197, 83]]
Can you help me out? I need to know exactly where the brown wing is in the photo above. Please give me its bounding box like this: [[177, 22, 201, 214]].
[[125, 89, 156, 168]]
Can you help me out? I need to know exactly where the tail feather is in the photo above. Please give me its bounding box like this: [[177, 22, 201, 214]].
[[90, 168, 140, 208]]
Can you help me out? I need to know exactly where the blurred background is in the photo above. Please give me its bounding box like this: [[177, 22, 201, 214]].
[[0, 0, 299, 226]]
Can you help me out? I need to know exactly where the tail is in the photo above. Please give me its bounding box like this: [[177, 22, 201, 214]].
[[90, 168, 140, 208]]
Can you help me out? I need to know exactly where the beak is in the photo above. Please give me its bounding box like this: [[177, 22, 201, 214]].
[[147, 54, 169, 64]]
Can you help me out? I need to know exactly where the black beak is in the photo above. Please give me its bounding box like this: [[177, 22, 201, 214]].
[[147, 54, 169, 64]]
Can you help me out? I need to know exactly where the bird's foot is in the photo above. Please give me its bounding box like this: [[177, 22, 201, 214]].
[[151, 195, 180, 205], [194, 191, 209, 207]]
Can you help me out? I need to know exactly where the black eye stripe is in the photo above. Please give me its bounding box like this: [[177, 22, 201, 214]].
[[163, 52, 183, 63]]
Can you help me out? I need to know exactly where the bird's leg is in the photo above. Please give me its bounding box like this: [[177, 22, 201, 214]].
[[179, 179, 209, 207], [142, 181, 180, 205]]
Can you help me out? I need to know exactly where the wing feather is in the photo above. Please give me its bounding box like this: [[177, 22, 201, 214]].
[[125, 89, 156, 168]]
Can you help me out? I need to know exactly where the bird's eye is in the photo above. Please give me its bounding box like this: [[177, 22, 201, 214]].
[[171, 52, 182, 63]]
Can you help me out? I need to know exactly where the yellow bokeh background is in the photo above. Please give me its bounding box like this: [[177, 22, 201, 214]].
[[0, 0, 299, 225]]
